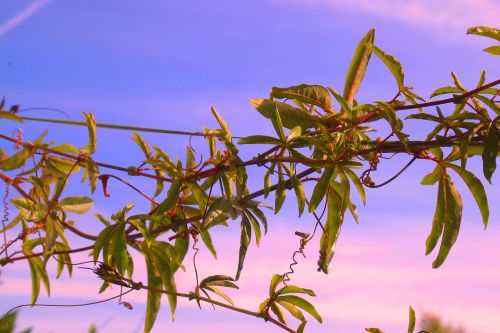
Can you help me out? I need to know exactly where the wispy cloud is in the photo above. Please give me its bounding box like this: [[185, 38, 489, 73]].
[[301, 0, 499, 31], [0, 0, 53, 38]]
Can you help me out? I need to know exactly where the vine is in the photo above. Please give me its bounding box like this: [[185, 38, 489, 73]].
[[0, 26, 499, 333]]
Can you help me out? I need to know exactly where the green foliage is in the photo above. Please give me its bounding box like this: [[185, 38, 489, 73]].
[[0, 26, 498, 333]]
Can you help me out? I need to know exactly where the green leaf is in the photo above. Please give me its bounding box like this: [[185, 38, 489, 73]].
[[132, 132, 151, 158], [144, 253, 162, 333], [269, 274, 284, 296], [82, 112, 97, 154], [370, 45, 404, 89], [211, 107, 232, 142], [420, 166, 440, 186], [483, 45, 500, 55], [155, 180, 181, 216], [25, 253, 50, 304], [446, 163, 489, 227], [270, 103, 286, 141], [238, 135, 282, 145], [59, 196, 93, 214], [426, 169, 463, 268], [376, 101, 403, 131], [343, 167, 366, 204], [0, 110, 23, 122], [286, 126, 302, 143], [365, 329, 385, 333], [297, 321, 307, 333], [0, 149, 28, 171], [271, 84, 334, 113], [235, 217, 251, 280], [408, 306, 416, 333], [482, 120, 499, 183], [275, 295, 322, 323], [283, 164, 306, 217], [328, 86, 351, 116], [249, 98, 320, 130], [343, 29, 375, 106], [467, 26, 500, 41], [204, 286, 235, 305], [93, 224, 117, 262], [275, 165, 287, 213], [276, 285, 316, 297], [318, 177, 348, 273], [128, 219, 152, 246], [429, 86, 464, 98], [270, 302, 287, 324], [0, 311, 19, 333], [309, 165, 335, 213], [278, 300, 305, 322], [200, 229, 217, 259]]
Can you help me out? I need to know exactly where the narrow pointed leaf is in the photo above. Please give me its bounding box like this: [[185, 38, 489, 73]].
[[432, 173, 463, 268], [275, 295, 322, 323], [269, 274, 284, 296], [277, 300, 305, 321], [408, 306, 416, 333], [343, 29, 375, 106], [238, 135, 282, 145], [276, 285, 316, 296], [144, 255, 162, 333], [446, 162, 489, 227], [370, 45, 404, 89], [482, 120, 499, 183], [270, 302, 287, 324], [235, 218, 251, 280], [309, 165, 335, 213]]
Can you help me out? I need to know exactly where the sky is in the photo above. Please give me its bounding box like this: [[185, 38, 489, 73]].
[[0, 1, 499, 333]]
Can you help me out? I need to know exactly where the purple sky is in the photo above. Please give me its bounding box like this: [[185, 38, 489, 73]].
[[1, 1, 499, 333]]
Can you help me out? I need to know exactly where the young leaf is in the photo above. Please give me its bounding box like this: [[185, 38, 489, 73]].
[[343, 29, 375, 106]]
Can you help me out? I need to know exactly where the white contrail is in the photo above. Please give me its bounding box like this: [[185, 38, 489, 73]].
[[0, 0, 53, 38]]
